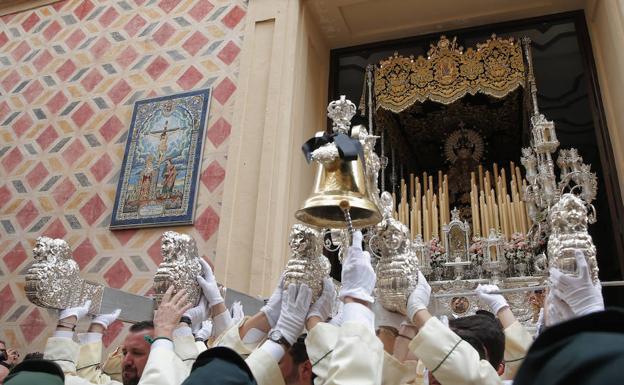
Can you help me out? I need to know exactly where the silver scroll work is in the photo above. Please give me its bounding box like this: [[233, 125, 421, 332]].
[[283, 224, 331, 303]]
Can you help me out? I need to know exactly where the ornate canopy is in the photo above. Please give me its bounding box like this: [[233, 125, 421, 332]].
[[374, 35, 526, 112]]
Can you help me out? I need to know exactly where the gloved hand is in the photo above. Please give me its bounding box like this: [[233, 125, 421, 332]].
[[328, 301, 344, 326], [260, 274, 285, 328], [195, 320, 213, 341], [307, 278, 336, 321], [545, 289, 575, 327], [407, 271, 431, 321], [92, 308, 121, 330], [274, 284, 313, 345], [549, 250, 604, 316], [475, 284, 509, 315], [184, 297, 209, 331], [197, 258, 224, 307], [231, 301, 245, 326], [339, 243, 376, 303], [59, 300, 92, 322], [352, 230, 364, 249], [535, 308, 545, 335]]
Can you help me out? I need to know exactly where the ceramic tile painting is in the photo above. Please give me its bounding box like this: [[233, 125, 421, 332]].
[[111, 89, 211, 228]]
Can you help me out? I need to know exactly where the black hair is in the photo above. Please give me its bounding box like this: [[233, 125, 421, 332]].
[[453, 328, 487, 360], [449, 311, 505, 368], [129, 321, 154, 333], [23, 352, 44, 361], [289, 334, 309, 365]]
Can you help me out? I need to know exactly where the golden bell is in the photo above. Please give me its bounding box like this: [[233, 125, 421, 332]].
[[295, 155, 382, 229]]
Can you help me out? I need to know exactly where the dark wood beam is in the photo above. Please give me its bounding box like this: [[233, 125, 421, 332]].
[[0, 0, 62, 16]]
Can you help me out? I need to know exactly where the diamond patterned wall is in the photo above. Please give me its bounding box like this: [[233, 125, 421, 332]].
[[0, 0, 246, 354]]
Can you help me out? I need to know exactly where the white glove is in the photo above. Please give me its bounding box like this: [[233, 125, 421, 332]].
[[195, 320, 213, 341], [197, 258, 224, 307], [549, 250, 604, 316], [231, 301, 245, 326], [274, 284, 313, 345], [307, 278, 336, 321], [339, 246, 376, 303], [352, 230, 363, 249], [407, 271, 431, 321], [92, 309, 121, 330], [260, 274, 285, 328], [329, 301, 344, 326], [475, 284, 509, 315], [535, 308, 545, 335], [545, 289, 575, 327], [184, 297, 209, 331], [59, 300, 92, 322]]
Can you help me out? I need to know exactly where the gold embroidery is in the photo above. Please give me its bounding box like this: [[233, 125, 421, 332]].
[[375, 35, 525, 112]]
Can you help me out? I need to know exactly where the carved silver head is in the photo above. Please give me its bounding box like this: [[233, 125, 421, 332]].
[[153, 231, 202, 306], [550, 193, 588, 233], [33, 236, 71, 264], [288, 224, 322, 257], [161, 231, 182, 262], [283, 224, 329, 303]]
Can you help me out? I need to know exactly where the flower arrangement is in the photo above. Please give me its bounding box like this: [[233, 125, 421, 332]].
[[428, 237, 447, 279], [469, 237, 484, 266], [504, 232, 532, 276]]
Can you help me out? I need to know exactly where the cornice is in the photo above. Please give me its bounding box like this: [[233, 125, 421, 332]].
[[0, 0, 62, 17]]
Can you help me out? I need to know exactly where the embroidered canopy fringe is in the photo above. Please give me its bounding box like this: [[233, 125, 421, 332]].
[[374, 34, 526, 112]]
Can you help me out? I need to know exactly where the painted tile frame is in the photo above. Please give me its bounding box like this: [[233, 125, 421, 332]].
[[110, 89, 211, 229]]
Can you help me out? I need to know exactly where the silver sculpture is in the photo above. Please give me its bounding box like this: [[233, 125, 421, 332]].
[[283, 224, 331, 302], [557, 149, 598, 209], [25, 236, 154, 322], [354, 124, 382, 210], [547, 193, 599, 283], [153, 231, 203, 307], [327, 95, 357, 135], [374, 192, 419, 315], [442, 208, 472, 280], [26, 236, 103, 313]]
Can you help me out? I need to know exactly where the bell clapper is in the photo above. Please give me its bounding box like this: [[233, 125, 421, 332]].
[[339, 200, 355, 237]]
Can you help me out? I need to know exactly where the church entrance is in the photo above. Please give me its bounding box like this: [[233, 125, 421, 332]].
[[328, 11, 624, 305]]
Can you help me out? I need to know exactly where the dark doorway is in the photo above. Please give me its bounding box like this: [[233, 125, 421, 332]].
[[328, 11, 624, 306]]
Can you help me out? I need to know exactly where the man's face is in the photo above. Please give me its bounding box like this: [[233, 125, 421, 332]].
[[121, 330, 153, 385], [279, 353, 313, 385]]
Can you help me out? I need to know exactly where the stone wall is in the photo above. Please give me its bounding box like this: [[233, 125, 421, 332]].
[[0, 0, 246, 353]]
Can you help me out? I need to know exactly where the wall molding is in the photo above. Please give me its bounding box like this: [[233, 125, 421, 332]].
[[0, 0, 61, 16]]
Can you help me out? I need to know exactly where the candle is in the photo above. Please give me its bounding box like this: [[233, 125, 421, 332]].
[[432, 196, 438, 239]]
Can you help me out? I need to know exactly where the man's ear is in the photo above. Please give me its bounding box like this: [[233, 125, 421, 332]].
[[300, 360, 314, 384], [497, 361, 505, 376]]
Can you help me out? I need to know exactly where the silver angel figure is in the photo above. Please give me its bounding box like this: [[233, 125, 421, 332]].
[[283, 224, 331, 302], [152, 231, 203, 306], [25, 236, 102, 312], [374, 192, 419, 315], [547, 193, 599, 283]]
